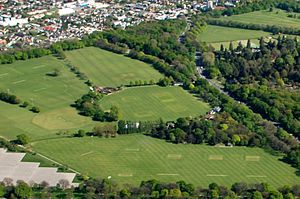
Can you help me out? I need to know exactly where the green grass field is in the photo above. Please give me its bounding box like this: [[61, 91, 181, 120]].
[[32, 134, 300, 187], [198, 25, 270, 43], [221, 9, 300, 29], [0, 56, 97, 140], [100, 86, 210, 121], [196, 25, 270, 50], [65, 47, 163, 87]]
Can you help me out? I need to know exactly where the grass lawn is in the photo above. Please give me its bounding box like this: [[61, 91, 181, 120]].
[[65, 47, 163, 87], [0, 56, 97, 140], [220, 9, 300, 29], [100, 86, 210, 121], [198, 25, 270, 43], [32, 134, 300, 187]]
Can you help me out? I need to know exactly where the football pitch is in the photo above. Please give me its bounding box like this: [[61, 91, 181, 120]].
[[65, 47, 163, 87], [32, 134, 300, 187], [100, 86, 210, 121]]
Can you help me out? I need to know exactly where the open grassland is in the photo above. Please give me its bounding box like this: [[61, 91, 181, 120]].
[[32, 134, 300, 187], [198, 25, 270, 43], [220, 9, 300, 29], [65, 47, 163, 87], [0, 56, 97, 140], [100, 86, 210, 121]]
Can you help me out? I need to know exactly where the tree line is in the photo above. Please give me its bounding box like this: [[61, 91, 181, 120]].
[[0, 177, 300, 198], [0, 92, 40, 113]]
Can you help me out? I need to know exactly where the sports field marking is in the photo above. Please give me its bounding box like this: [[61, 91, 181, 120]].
[[121, 96, 138, 101], [33, 65, 46, 69], [0, 73, 8, 77], [133, 112, 154, 118], [206, 174, 228, 177], [125, 148, 140, 152], [118, 173, 133, 177], [34, 88, 47, 92], [245, 156, 260, 161], [246, 175, 266, 178], [157, 173, 179, 176], [209, 155, 224, 160], [13, 80, 26, 84], [80, 151, 94, 156], [167, 154, 182, 159]]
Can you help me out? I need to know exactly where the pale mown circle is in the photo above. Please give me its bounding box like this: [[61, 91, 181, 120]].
[[32, 107, 90, 130]]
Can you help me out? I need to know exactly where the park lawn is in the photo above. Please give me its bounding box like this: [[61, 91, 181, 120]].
[[0, 56, 97, 140], [198, 25, 270, 43], [220, 9, 300, 29], [32, 134, 300, 187], [100, 86, 210, 121], [65, 47, 163, 87]]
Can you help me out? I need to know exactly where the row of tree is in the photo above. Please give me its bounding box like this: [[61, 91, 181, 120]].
[[0, 48, 51, 64], [0, 92, 21, 104], [1, 178, 300, 199]]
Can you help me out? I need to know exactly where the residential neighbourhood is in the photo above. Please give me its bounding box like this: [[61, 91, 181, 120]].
[[0, 0, 240, 50]]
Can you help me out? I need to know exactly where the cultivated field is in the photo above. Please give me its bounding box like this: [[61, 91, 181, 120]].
[[220, 9, 300, 29], [100, 86, 210, 121], [0, 56, 96, 140], [198, 25, 270, 43], [32, 134, 300, 187], [65, 47, 163, 87]]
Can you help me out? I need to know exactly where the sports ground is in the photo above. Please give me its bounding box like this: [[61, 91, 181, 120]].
[[197, 25, 269, 50], [198, 25, 270, 43], [100, 86, 210, 121], [220, 9, 300, 29], [0, 56, 96, 140], [0, 48, 299, 188], [32, 134, 300, 187], [65, 47, 163, 87]]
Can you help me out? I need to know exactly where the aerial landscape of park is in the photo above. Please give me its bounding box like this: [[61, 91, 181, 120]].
[[0, 0, 299, 198]]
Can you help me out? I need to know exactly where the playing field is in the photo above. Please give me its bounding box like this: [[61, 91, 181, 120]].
[[0, 56, 97, 140], [65, 47, 163, 87], [32, 134, 300, 187], [220, 9, 300, 29], [198, 25, 270, 43], [100, 86, 210, 121]]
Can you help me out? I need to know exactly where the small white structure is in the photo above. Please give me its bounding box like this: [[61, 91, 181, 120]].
[[58, 8, 75, 16]]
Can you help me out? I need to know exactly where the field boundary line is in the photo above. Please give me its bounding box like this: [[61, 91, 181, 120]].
[[34, 152, 81, 174]]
